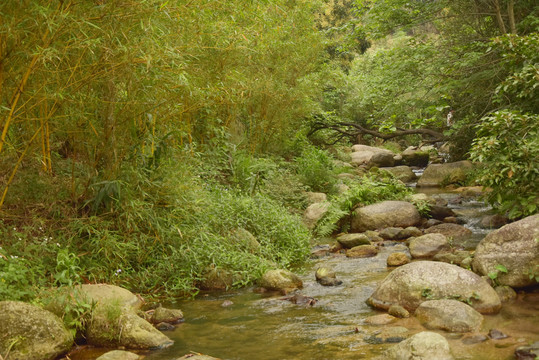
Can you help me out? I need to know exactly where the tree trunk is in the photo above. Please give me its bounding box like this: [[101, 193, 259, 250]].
[[507, 0, 516, 34], [492, 0, 507, 34]]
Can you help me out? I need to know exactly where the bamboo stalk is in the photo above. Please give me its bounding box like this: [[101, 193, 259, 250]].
[[0, 125, 43, 209]]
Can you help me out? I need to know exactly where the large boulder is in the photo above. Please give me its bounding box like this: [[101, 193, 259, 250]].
[[381, 166, 417, 183], [302, 202, 330, 230], [78, 284, 142, 309], [409, 233, 450, 259], [424, 223, 472, 242], [0, 301, 73, 360], [417, 161, 474, 187], [87, 304, 173, 349], [415, 299, 483, 333], [336, 233, 371, 248], [350, 145, 395, 168], [473, 214, 539, 288], [260, 269, 303, 292], [367, 261, 501, 314], [351, 201, 421, 233], [401, 147, 430, 167], [383, 331, 453, 360]]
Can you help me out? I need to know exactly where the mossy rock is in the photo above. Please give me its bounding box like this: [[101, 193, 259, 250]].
[[0, 301, 73, 360]]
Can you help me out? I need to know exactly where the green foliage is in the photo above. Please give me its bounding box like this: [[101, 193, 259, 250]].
[[314, 175, 412, 236], [488, 264, 509, 286], [470, 110, 539, 219], [0, 251, 35, 301], [54, 249, 81, 287], [295, 145, 338, 193]]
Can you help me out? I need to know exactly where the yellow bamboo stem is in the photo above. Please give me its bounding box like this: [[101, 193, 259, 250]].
[[0, 125, 43, 209]]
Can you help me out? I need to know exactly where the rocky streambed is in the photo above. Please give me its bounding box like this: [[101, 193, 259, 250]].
[[63, 189, 539, 360]]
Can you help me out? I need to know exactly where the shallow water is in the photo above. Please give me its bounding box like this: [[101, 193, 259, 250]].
[[67, 191, 539, 360]]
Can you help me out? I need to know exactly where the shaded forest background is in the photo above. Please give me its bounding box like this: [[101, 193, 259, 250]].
[[0, 0, 537, 299]]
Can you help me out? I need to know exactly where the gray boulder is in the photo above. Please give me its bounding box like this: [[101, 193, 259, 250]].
[[260, 269, 303, 292], [367, 261, 501, 314], [303, 202, 330, 230], [351, 201, 421, 233], [401, 148, 430, 167], [473, 214, 539, 288], [305, 192, 327, 204], [415, 299, 483, 333], [336, 233, 371, 248], [0, 301, 73, 360], [150, 306, 184, 324], [428, 205, 456, 220], [417, 161, 474, 187], [479, 214, 509, 229], [383, 331, 453, 360], [409, 234, 450, 259], [350, 145, 395, 167], [381, 166, 417, 183], [96, 350, 140, 360]]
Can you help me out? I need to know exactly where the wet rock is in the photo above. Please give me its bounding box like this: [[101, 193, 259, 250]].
[[177, 354, 221, 360], [221, 300, 234, 307], [381, 166, 417, 183], [281, 294, 317, 306], [388, 305, 410, 318], [150, 306, 183, 324], [315, 267, 342, 286], [303, 202, 330, 230], [425, 219, 443, 228], [156, 322, 175, 331], [428, 205, 456, 221], [443, 216, 458, 224], [461, 334, 488, 345], [397, 226, 423, 239], [260, 269, 303, 292], [0, 301, 73, 360], [367, 261, 501, 314], [433, 250, 470, 266], [379, 227, 404, 240], [479, 214, 509, 229], [417, 161, 474, 187], [346, 244, 378, 258], [473, 214, 539, 288], [383, 331, 453, 360], [365, 326, 409, 344], [310, 244, 330, 258], [515, 341, 539, 360], [424, 223, 472, 243], [364, 314, 398, 325], [96, 350, 140, 360], [336, 233, 371, 248], [415, 299, 483, 333], [495, 286, 517, 302], [488, 329, 509, 340], [351, 201, 421, 233], [409, 233, 450, 259], [387, 252, 410, 267]]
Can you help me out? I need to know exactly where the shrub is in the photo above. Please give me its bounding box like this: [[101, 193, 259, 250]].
[[469, 110, 538, 219], [295, 145, 337, 193]]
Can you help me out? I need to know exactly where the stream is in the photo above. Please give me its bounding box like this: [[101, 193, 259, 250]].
[[70, 190, 539, 360]]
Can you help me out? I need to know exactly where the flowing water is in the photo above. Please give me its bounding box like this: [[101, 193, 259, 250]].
[[69, 190, 539, 360]]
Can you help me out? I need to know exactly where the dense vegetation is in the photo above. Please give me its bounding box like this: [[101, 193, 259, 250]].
[[1, 0, 537, 301]]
